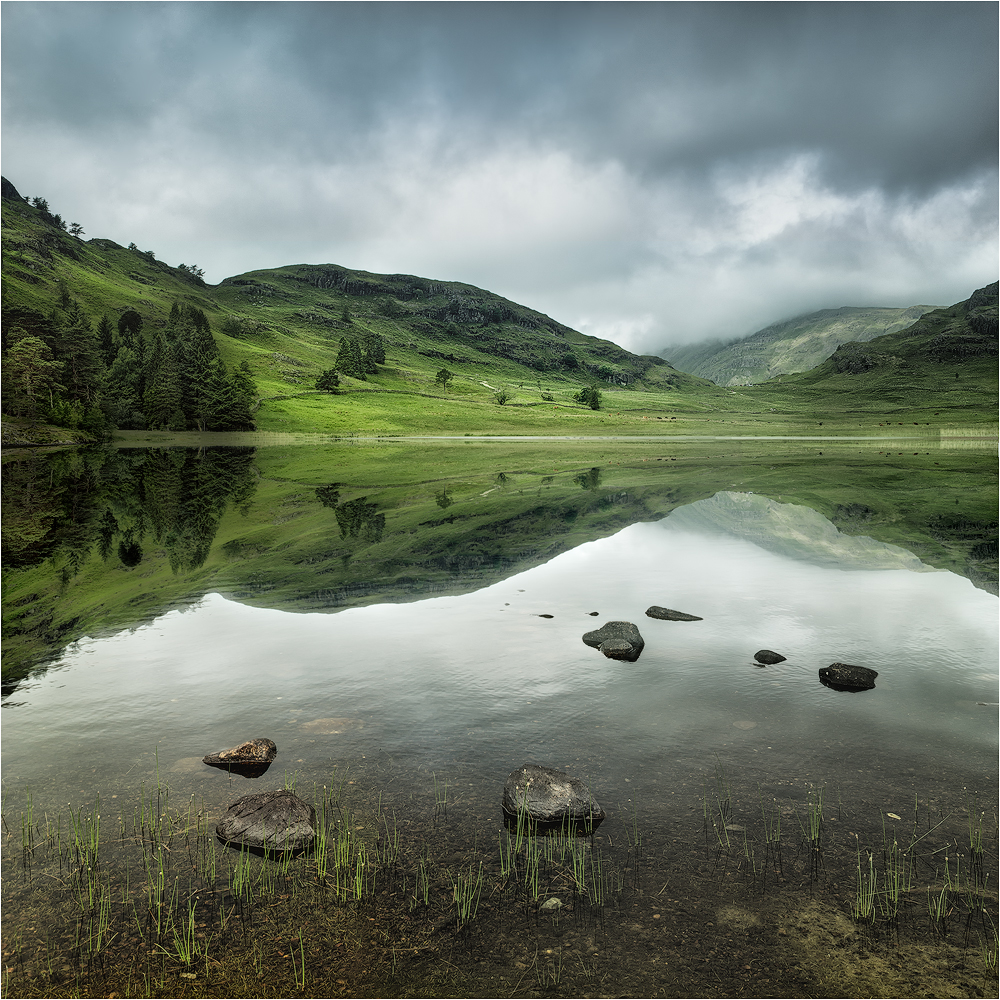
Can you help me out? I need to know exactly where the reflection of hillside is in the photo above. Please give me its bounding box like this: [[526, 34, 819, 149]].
[[2, 442, 995, 694], [666, 492, 938, 572]]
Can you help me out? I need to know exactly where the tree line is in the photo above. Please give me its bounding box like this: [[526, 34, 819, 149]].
[[315, 330, 386, 391], [2, 295, 257, 433]]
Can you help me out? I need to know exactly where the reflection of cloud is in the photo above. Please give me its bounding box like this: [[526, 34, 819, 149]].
[[663, 492, 937, 572]]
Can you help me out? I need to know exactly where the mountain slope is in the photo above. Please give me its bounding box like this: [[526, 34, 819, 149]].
[[749, 284, 998, 412], [1, 176, 720, 438], [664, 305, 938, 386]]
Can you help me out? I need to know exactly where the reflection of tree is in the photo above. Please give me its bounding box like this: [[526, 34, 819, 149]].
[[315, 484, 341, 509], [1, 447, 258, 576], [334, 497, 385, 543], [435, 489, 454, 509], [574, 467, 601, 492]]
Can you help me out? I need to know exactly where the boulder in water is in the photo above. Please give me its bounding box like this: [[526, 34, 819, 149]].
[[216, 790, 315, 852], [645, 606, 703, 621], [582, 621, 645, 662], [502, 764, 605, 830], [819, 662, 878, 691], [754, 650, 787, 665], [203, 738, 276, 778]]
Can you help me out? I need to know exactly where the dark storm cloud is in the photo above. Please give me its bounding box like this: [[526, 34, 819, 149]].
[[2, 2, 996, 350]]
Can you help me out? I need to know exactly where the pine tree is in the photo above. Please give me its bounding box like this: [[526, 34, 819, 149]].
[[117, 310, 143, 349], [57, 303, 105, 406], [362, 331, 386, 372], [105, 346, 144, 428], [143, 336, 184, 429], [335, 337, 366, 380], [97, 315, 115, 367]]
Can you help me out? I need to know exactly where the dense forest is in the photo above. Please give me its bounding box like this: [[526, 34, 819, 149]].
[[2, 293, 257, 435]]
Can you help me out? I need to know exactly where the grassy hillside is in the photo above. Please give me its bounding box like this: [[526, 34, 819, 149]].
[[747, 286, 998, 414], [2, 176, 995, 436], [663, 305, 939, 386], [1, 177, 728, 438]]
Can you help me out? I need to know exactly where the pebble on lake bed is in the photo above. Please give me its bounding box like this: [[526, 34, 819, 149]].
[[300, 717, 364, 734]]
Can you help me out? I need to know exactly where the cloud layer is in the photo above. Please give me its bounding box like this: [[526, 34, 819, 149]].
[[3, 2, 996, 352]]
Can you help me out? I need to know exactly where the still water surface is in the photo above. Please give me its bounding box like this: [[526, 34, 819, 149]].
[[4, 481, 995, 816], [2, 441, 997, 997]]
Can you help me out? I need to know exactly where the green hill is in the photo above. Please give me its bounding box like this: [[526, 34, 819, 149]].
[[1, 176, 721, 439], [2, 175, 995, 437], [749, 285, 998, 412], [663, 305, 939, 386]]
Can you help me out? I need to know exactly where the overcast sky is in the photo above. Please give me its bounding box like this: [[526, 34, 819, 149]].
[[3, 2, 997, 353]]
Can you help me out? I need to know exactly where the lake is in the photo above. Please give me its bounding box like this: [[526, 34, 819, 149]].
[[2, 436, 997, 998]]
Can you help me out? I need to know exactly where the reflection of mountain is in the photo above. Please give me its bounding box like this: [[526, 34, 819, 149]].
[[2, 442, 995, 694], [667, 492, 938, 572]]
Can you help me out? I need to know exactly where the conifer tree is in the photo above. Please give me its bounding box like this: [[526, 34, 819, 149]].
[[335, 337, 366, 380], [143, 336, 184, 429], [57, 302, 104, 406], [97, 315, 115, 367]]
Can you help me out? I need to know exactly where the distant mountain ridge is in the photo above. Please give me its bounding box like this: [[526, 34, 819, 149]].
[[663, 305, 939, 386]]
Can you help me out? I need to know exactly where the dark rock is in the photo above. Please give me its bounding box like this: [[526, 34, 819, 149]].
[[216, 790, 315, 852], [819, 662, 878, 692], [502, 764, 605, 831], [582, 621, 645, 661], [588, 611, 599, 616], [537, 614, 555, 618], [754, 649, 787, 665], [645, 606, 703, 621], [204, 738, 276, 778]]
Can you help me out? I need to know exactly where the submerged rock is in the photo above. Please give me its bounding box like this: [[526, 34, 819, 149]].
[[645, 606, 703, 621], [502, 764, 605, 830], [819, 662, 878, 691], [203, 738, 276, 778], [582, 621, 645, 662], [216, 790, 315, 852], [754, 650, 787, 665]]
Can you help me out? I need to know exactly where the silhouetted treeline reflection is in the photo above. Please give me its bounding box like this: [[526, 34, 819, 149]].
[[2, 447, 256, 575]]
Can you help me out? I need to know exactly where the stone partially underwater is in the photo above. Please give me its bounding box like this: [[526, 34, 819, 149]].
[[819, 662, 878, 692], [754, 649, 787, 665], [582, 621, 645, 661], [502, 764, 606, 832], [645, 606, 703, 621], [216, 790, 316, 852], [203, 737, 277, 778]]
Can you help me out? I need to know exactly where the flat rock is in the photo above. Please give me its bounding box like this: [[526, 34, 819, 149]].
[[819, 662, 878, 692], [216, 790, 316, 852], [754, 649, 787, 665], [204, 738, 276, 765], [582, 621, 645, 662], [203, 738, 276, 777], [502, 764, 606, 829], [645, 606, 703, 621]]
